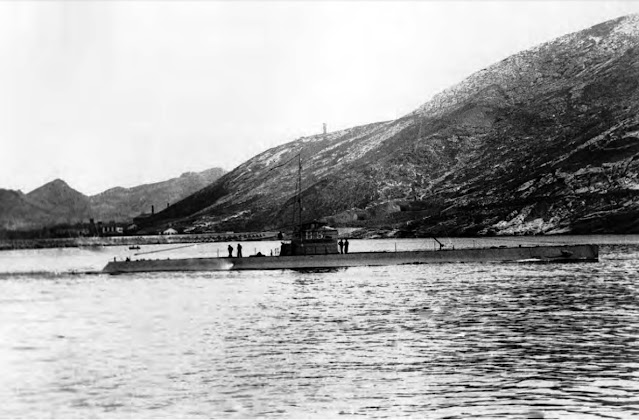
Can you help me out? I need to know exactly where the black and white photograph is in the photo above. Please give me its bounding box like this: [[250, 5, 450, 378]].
[[1, 1, 639, 418]]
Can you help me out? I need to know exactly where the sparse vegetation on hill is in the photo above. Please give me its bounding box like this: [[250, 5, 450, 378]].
[[145, 15, 639, 237]]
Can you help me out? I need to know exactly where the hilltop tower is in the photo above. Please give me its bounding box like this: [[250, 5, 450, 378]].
[[323, 123, 327, 135]]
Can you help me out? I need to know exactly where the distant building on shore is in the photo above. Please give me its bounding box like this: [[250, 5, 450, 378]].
[[100, 221, 125, 236], [52, 224, 90, 238]]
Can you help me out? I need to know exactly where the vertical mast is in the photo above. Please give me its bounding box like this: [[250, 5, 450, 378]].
[[298, 153, 303, 242], [290, 172, 296, 236]]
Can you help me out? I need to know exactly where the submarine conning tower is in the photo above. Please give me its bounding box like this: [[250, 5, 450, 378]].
[[280, 221, 339, 256]]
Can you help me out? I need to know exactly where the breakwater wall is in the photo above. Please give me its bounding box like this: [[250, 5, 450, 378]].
[[0, 232, 280, 250]]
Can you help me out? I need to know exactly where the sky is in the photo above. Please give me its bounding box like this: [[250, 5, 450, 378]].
[[2, 1, 639, 195]]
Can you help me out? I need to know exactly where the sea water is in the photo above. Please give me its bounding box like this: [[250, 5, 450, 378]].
[[0, 236, 638, 419]]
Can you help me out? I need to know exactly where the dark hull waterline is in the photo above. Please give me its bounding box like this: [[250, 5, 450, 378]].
[[102, 244, 599, 274]]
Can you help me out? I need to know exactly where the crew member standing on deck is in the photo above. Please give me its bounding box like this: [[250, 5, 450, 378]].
[[338, 239, 344, 254], [237, 243, 243, 258], [227, 244, 233, 258], [344, 239, 350, 254]]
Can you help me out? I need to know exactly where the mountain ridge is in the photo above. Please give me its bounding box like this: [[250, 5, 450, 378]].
[[144, 14, 639, 236], [0, 167, 225, 230]]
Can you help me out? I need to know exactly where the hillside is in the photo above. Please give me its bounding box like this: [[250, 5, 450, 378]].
[[0, 168, 225, 230], [90, 167, 226, 222], [103, 15, 639, 236], [26, 179, 93, 225], [0, 189, 58, 230], [0, 180, 92, 230]]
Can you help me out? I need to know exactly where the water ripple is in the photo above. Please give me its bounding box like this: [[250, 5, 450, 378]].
[[0, 240, 638, 418]]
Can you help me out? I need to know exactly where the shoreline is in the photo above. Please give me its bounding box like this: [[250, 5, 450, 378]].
[[2, 232, 639, 251], [0, 232, 280, 251]]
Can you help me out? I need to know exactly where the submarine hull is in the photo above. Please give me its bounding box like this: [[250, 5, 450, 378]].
[[103, 244, 599, 274]]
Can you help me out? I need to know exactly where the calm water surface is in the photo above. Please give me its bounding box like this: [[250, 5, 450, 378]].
[[0, 237, 638, 419]]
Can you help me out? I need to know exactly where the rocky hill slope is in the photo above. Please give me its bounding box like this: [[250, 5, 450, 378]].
[[0, 188, 64, 230], [0, 168, 225, 230], [89, 168, 225, 222], [26, 179, 93, 224], [133, 15, 639, 236]]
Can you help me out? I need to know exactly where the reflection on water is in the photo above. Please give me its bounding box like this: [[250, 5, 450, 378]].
[[0, 238, 638, 418]]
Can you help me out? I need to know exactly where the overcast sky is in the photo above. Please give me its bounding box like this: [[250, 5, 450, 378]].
[[2, 1, 639, 195]]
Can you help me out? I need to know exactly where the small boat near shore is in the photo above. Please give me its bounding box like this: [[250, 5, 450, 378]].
[[103, 222, 598, 273]]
